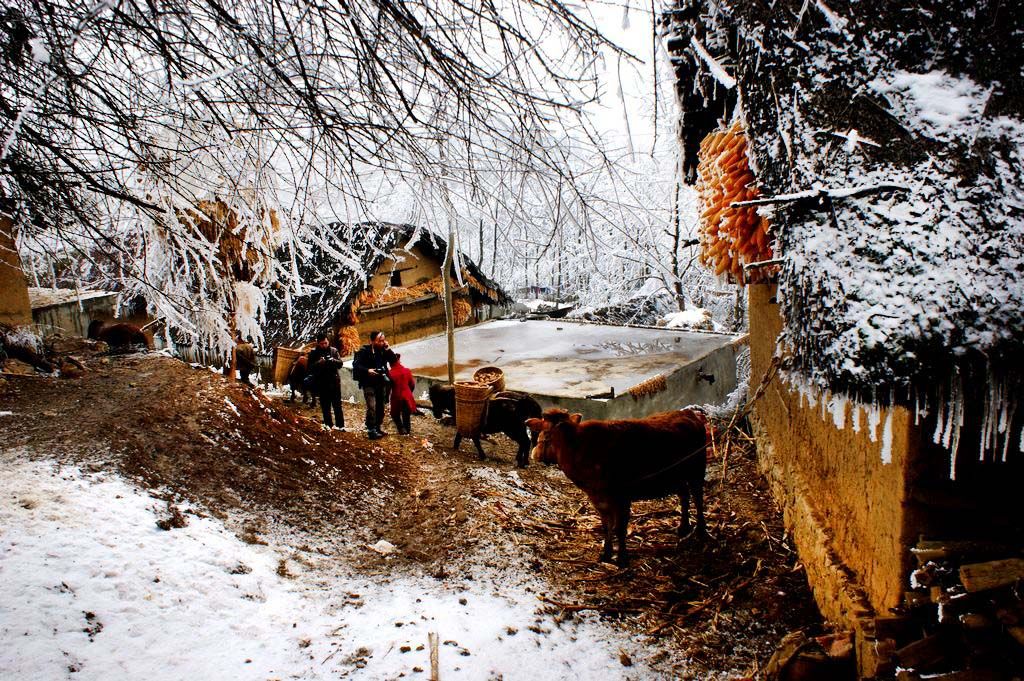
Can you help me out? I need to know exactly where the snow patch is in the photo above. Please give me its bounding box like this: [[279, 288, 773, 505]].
[[0, 455, 665, 679]]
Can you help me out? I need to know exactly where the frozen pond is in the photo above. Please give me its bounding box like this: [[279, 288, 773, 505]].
[[392, 319, 741, 399]]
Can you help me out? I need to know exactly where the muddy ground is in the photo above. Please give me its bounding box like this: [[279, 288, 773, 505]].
[[0, 347, 823, 678]]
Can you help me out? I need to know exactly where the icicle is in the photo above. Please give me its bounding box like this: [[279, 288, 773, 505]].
[[830, 394, 847, 430], [933, 388, 947, 445], [946, 371, 963, 480], [866, 404, 881, 443], [880, 408, 895, 464], [851, 403, 862, 433], [1001, 398, 1017, 463]]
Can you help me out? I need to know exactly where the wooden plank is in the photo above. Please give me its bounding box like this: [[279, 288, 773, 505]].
[[959, 558, 1024, 593]]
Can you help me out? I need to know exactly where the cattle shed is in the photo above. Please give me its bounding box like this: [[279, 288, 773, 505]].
[[338, 319, 746, 420]]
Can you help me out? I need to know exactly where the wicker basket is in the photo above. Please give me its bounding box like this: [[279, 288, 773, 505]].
[[454, 380, 493, 436], [473, 366, 506, 393], [272, 342, 315, 386]]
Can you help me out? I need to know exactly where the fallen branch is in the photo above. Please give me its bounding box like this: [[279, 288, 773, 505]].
[[730, 183, 909, 207]]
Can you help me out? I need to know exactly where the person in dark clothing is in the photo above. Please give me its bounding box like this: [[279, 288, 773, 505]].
[[351, 330, 397, 440], [307, 335, 345, 429], [234, 332, 258, 386]]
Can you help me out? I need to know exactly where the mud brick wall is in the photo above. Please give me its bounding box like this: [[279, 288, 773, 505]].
[[0, 215, 33, 327], [352, 297, 448, 349], [747, 283, 924, 622], [370, 245, 443, 290]]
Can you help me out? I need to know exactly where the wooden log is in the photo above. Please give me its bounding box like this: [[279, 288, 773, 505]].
[[871, 615, 919, 642], [893, 633, 950, 671], [912, 539, 1018, 564], [959, 558, 1024, 593], [1008, 625, 1024, 647], [920, 671, 1006, 681]]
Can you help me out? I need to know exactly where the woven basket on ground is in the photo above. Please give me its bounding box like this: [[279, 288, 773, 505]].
[[473, 366, 506, 393], [454, 380, 493, 437]]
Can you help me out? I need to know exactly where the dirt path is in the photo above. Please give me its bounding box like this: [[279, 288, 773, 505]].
[[1, 350, 823, 677]]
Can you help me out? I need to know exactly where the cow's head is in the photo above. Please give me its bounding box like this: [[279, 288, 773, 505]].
[[526, 409, 582, 464]]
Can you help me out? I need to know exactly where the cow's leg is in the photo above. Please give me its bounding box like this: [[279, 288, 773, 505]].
[[513, 427, 530, 468], [288, 387, 296, 403], [454, 433, 463, 451], [472, 436, 486, 460], [677, 487, 691, 537], [592, 499, 615, 564], [691, 478, 707, 538], [615, 500, 631, 567]]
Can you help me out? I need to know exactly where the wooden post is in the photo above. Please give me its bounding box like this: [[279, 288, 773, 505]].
[[443, 222, 455, 385], [428, 631, 439, 681]]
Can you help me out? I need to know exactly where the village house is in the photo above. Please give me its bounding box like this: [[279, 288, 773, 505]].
[[263, 222, 511, 364], [665, 1, 1024, 677]]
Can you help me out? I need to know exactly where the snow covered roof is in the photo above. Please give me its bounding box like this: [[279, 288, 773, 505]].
[[664, 1, 1024, 409], [263, 222, 510, 348]]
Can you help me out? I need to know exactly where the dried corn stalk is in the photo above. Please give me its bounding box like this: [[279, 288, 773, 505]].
[[696, 121, 773, 283], [337, 326, 361, 356]]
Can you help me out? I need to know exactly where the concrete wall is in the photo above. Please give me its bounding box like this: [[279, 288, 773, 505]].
[[334, 333, 746, 420], [748, 284, 920, 625], [0, 214, 32, 327], [31, 296, 118, 337]]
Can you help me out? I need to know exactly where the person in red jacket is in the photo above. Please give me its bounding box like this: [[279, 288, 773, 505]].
[[388, 354, 417, 435]]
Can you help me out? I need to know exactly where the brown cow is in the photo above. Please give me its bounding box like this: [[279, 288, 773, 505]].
[[87, 320, 153, 350], [287, 354, 317, 406], [526, 408, 708, 566]]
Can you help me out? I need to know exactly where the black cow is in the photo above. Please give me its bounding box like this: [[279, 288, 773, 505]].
[[428, 384, 542, 468], [87, 320, 152, 350]]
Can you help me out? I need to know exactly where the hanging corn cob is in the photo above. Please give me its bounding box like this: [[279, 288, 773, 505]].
[[696, 121, 774, 283]]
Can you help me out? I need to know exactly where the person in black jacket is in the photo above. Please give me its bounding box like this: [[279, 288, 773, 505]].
[[351, 330, 397, 439], [307, 335, 345, 429]]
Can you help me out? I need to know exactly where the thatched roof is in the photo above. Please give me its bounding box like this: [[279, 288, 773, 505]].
[[664, 1, 1024, 411], [263, 222, 510, 348]]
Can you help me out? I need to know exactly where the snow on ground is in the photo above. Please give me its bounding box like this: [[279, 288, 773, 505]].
[[0, 451, 658, 680]]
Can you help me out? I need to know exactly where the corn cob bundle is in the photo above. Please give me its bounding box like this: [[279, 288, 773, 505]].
[[696, 121, 773, 283], [453, 299, 472, 326]]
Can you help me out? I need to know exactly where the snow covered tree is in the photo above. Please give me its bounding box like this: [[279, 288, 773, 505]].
[[1, 0, 630, 352]]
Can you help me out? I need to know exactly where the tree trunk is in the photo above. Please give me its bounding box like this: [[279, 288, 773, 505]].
[[443, 222, 456, 384]]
